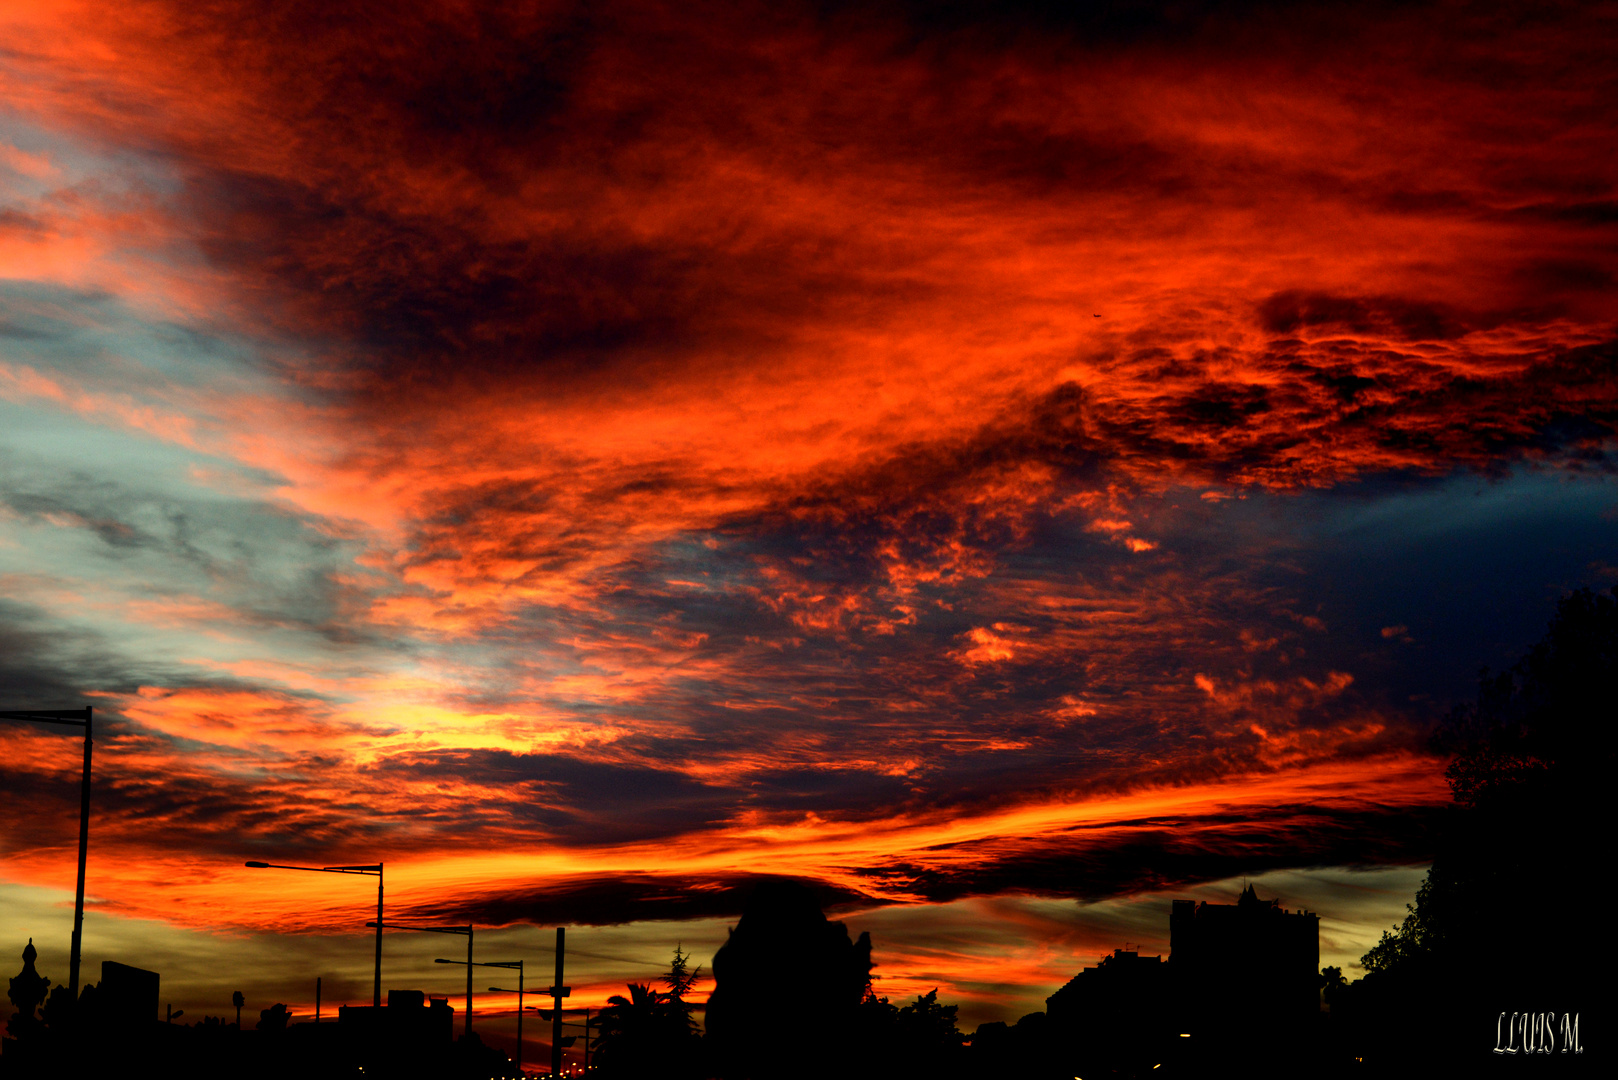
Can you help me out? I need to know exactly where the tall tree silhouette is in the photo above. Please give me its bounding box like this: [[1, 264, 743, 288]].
[[1347, 586, 1613, 1067], [1373, 586, 1612, 977], [705, 881, 872, 1080], [662, 944, 702, 1045], [663, 944, 701, 1004]]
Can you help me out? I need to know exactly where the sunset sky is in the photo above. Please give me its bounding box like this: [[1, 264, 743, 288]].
[[2, 0, 1615, 1063]]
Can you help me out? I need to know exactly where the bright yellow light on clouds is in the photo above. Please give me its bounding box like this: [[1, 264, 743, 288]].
[[94, 680, 626, 762]]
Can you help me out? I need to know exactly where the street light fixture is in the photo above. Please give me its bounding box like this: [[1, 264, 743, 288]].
[[1, 707, 93, 998], [528, 1006, 593, 1074], [244, 861, 384, 1006], [368, 921, 474, 1037], [472, 965, 527, 1075]]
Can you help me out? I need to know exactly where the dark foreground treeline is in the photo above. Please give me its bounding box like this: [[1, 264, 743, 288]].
[[1317, 586, 1612, 1077], [6, 589, 1610, 1078]]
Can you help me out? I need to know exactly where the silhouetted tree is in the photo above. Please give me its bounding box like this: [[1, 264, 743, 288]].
[[593, 981, 699, 1078], [38, 984, 74, 1033], [849, 989, 967, 1079], [1341, 586, 1613, 1069], [1373, 587, 1611, 976], [897, 990, 960, 1043], [1319, 965, 1347, 1008], [661, 943, 702, 1044], [663, 944, 701, 1003], [705, 881, 872, 1080], [256, 1002, 290, 1033], [895, 990, 965, 1073]]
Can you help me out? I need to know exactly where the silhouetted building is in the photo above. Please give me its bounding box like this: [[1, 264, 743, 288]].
[[1047, 886, 1321, 1074], [98, 961, 159, 1029], [1047, 949, 1169, 1074], [1169, 884, 1319, 1053], [339, 989, 455, 1078], [3, 937, 482, 1080]]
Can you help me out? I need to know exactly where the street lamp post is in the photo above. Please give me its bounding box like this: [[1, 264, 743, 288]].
[[531, 1006, 592, 1075], [372, 921, 474, 1037], [244, 861, 384, 1006], [551, 927, 567, 1078], [1, 708, 93, 998], [475, 965, 527, 1075]]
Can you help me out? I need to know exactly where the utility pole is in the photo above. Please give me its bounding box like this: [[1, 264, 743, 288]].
[[484, 963, 527, 1074], [551, 927, 567, 1077], [247, 862, 384, 1006], [71, 709, 91, 1002], [374, 868, 383, 1008], [0, 708, 93, 999]]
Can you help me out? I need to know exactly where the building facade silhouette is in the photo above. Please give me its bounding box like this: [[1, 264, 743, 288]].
[[1169, 884, 1319, 1056], [1048, 886, 1320, 1073], [1047, 948, 1169, 1074]]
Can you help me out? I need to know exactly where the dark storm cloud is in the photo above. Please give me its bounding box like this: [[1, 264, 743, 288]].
[[370, 749, 738, 843], [413, 873, 881, 928], [400, 797, 1443, 927], [0, 600, 112, 705], [851, 801, 1445, 906], [1257, 292, 1470, 342]]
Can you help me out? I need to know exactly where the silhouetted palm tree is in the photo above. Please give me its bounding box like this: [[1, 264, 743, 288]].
[[594, 982, 697, 1078]]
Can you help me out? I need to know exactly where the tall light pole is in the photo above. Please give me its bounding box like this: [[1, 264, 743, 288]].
[[551, 928, 568, 1078], [245, 861, 384, 1006], [374, 921, 474, 1037], [1, 708, 93, 999], [533, 1006, 592, 1076], [478, 961, 526, 1075]]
